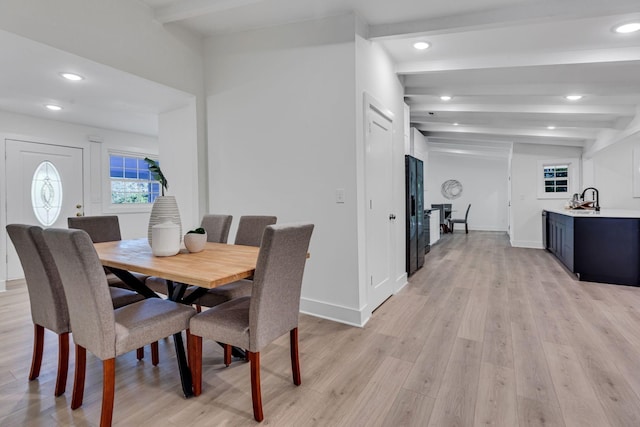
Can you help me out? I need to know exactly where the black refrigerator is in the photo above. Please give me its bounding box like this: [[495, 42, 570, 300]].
[[405, 155, 425, 275]]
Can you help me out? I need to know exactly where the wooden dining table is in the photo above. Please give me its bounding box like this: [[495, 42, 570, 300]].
[[94, 238, 260, 398]]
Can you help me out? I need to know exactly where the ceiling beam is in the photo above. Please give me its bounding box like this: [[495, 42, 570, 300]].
[[396, 47, 640, 74], [427, 145, 511, 159], [415, 128, 588, 147], [368, 0, 640, 39], [409, 103, 635, 116], [154, 0, 263, 24], [422, 131, 586, 147], [410, 117, 617, 130], [404, 86, 640, 98], [417, 122, 596, 139]]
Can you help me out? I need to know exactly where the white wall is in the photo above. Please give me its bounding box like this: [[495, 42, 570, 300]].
[[0, 110, 158, 288], [510, 143, 583, 248], [159, 100, 199, 232], [427, 153, 509, 232], [205, 15, 362, 325], [589, 135, 640, 210], [356, 25, 407, 318], [410, 128, 429, 203]]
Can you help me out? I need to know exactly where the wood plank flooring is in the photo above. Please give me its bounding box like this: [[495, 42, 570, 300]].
[[3, 231, 640, 425]]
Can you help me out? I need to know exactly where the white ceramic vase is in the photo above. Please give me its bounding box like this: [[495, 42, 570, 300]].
[[152, 218, 180, 256], [148, 196, 182, 246]]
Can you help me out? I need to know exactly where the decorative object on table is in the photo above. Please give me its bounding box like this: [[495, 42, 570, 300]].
[[145, 157, 182, 245], [441, 179, 463, 199], [151, 218, 181, 256], [184, 227, 207, 253]]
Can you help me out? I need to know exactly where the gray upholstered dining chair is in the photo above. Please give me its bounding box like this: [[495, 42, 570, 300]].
[[68, 215, 149, 289], [448, 204, 471, 234], [188, 223, 314, 422], [6, 224, 145, 398], [43, 228, 196, 427], [68, 215, 157, 362], [201, 214, 233, 243], [191, 215, 277, 309]]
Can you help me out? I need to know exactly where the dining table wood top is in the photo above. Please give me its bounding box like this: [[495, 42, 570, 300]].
[[94, 238, 259, 289]]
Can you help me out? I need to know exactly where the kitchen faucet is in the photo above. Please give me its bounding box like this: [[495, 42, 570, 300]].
[[580, 187, 600, 211]]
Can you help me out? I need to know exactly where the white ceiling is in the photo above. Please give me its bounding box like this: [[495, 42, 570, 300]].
[[0, 29, 193, 136], [137, 0, 640, 158], [2, 0, 640, 155]]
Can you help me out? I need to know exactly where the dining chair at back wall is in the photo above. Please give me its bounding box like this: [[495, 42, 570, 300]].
[[189, 215, 278, 313]]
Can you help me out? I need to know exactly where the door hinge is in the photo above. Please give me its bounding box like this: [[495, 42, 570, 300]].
[[370, 276, 373, 286], [370, 200, 373, 209]]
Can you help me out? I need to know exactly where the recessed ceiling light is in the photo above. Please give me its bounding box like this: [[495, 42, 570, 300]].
[[565, 95, 583, 101], [547, 125, 556, 130], [413, 41, 430, 50], [614, 22, 640, 34], [453, 122, 459, 126], [440, 95, 452, 101], [45, 104, 63, 111], [60, 72, 84, 81]]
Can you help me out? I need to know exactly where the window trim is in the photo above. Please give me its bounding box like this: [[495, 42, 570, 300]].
[[102, 148, 158, 214], [537, 158, 580, 199]]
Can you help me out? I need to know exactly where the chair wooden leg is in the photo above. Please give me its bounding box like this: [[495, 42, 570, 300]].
[[71, 345, 86, 410], [136, 347, 144, 360], [151, 342, 159, 366], [190, 334, 202, 396], [101, 358, 116, 427], [290, 328, 301, 386], [54, 332, 70, 396], [29, 324, 44, 381], [223, 344, 232, 367], [195, 304, 202, 313], [249, 351, 264, 422]]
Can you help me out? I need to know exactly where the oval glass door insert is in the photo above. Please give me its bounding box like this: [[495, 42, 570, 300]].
[[31, 161, 63, 226]]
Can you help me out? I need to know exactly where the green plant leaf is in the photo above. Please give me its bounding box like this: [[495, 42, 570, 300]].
[[144, 157, 168, 196]]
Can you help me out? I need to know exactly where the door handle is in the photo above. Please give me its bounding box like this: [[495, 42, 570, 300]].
[[389, 214, 396, 220]]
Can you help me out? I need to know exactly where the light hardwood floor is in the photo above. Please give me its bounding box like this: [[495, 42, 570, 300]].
[[2, 231, 640, 426]]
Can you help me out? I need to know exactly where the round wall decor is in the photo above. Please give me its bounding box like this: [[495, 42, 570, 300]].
[[441, 179, 463, 199]]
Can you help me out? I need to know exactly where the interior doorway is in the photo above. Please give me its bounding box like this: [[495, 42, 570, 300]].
[[365, 97, 395, 311]]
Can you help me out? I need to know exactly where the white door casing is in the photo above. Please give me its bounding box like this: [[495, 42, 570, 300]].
[[365, 100, 394, 311], [5, 139, 84, 279]]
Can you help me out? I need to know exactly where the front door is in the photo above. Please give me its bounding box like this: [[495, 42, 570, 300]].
[[365, 104, 394, 310], [5, 139, 84, 279]]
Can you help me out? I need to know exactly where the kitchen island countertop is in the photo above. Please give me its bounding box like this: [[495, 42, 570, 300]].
[[544, 208, 640, 218]]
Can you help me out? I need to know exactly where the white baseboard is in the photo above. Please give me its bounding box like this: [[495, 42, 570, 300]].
[[300, 272, 408, 327], [511, 239, 544, 249], [300, 297, 366, 327], [394, 272, 408, 293]]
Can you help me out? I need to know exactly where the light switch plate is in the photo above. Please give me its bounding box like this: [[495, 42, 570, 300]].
[[336, 188, 345, 203]]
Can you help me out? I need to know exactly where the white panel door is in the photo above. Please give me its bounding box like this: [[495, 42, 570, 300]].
[[5, 139, 84, 279], [365, 106, 394, 310]]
